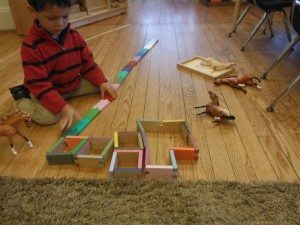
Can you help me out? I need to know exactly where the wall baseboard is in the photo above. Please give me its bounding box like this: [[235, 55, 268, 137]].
[[0, 8, 16, 30]]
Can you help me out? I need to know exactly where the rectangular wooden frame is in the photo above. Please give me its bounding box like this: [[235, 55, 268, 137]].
[[177, 56, 234, 79]]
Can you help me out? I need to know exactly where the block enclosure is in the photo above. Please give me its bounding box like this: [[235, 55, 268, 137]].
[[46, 136, 113, 167]]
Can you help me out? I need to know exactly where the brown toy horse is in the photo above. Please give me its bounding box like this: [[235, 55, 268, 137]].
[[0, 111, 33, 155], [214, 74, 261, 93], [195, 91, 235, 122]]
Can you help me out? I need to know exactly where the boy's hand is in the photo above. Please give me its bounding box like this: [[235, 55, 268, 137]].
[[100, 82, 117, 100], [59, 104, 81, 132]]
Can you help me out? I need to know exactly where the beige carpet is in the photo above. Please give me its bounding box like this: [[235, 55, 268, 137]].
[[0, 177, 299, 225]]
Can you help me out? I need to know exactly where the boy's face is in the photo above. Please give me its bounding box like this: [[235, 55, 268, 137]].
[[31, 4, 71, 36]]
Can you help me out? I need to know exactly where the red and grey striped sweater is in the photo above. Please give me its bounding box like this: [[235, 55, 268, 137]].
[[21, 20, 107, 114]]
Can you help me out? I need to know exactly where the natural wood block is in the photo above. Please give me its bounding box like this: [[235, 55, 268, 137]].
[[145, 165, 176, 179]]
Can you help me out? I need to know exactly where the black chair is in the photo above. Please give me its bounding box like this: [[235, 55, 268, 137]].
[[266, 1, 300, 112], [229, 0, 255, 37], [261, 0, 300, 79], [241, 0, 293, 51]]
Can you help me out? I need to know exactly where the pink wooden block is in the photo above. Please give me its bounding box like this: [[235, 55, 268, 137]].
[[145, 165, 175, 178], [145, 147, 151, 165], [93, 99, 110, 110], [112, 83, 120, 90]]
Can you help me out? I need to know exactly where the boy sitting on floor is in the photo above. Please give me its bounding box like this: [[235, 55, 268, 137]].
[[14, 0, 117, 132]]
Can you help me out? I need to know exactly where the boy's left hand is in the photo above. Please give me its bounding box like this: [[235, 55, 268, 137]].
[[100, 82, 117, 100]]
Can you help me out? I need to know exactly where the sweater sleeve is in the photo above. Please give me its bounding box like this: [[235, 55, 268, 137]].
[[77, 34, 108, 86], [21, 44, 66, 114]]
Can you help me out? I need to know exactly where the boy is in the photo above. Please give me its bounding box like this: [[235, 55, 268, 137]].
[[15, 0, 117, 132]]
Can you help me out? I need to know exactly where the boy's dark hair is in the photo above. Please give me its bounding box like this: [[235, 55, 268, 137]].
[[27, 0, 74, 12]]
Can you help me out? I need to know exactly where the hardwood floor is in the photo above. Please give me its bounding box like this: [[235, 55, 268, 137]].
[[0, 0, 299, 181]]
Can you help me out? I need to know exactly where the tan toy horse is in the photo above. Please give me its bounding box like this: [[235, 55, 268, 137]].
[[214, 74, 262, 93], [0, 110, 33, 155], [195, 91, 235, 122]]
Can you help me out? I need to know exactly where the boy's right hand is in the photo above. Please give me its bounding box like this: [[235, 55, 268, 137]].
[[59, 104, 81, 132]]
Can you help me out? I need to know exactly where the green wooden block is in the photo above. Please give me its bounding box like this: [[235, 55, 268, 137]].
[[115, 70, 129, 84], [86, 108, 100, 120]]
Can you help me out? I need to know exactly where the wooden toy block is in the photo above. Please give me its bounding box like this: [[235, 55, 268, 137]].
[[64, 136, 88, 149], [137, 119, 162, 131], [77, 137, 114, 168], [140, 131, 149, 148], [132, 56, 141, 63], [161, 120, 185, 131], [145, 165, 176, 179], [169, 149, 178, 172], [144, 39, 159, 49], [62, 109, 100, 136], [111, 83, 120, 90], [114, 70, 128, 84], [46, 137, 88, 165], [136, 48, 149, 57], [177, 56, 235, 79], [180, 122, 191, 140], [188, 134, 199, 153], [172, 147, 198, 160], [109, 152, 118, 175], [136, 120, 146, 133], [93, 99, 110, 111], [114, 131, 144, 150], [123, 64, 134, 73], [114, 132, 119, 148], [77, 155, 103, 167], [99, 139, 114, 163], [144, 146, 151, 165]]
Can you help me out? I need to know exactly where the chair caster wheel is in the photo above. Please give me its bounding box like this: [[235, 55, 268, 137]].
[[240, 46, 245, 51], [261, 74, 267, 79], [266, 106, 273, 112]]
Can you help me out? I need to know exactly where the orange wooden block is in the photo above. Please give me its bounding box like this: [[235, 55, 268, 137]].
[[65, 136, 88, 149], [172, 147, 198, 160]]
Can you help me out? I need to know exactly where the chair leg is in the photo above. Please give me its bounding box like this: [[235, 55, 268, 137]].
[[229, 4, 253, 37], [266, 74, 300, 112], [281, 9, 292, 42], [266, 13, 274, 37], [262, 12, 274, 35], [261, 35, 300, 79], [241, 13, 267, 51]]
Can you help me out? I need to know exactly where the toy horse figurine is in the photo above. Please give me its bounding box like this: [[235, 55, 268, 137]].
[[200, 57, 235, 71], [0, 111, 33, 155], [214, 74, 262, 93], [195, 91, 235, 122]]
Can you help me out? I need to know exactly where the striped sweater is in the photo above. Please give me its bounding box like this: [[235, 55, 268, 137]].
[[21, 20, 107, 114]]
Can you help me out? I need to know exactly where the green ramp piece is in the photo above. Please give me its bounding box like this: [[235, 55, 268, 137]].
[[114, 70, 129, 84], [72, 138, 88, 156], [63, 109, 100, 136], [47, 137, 64, 154]]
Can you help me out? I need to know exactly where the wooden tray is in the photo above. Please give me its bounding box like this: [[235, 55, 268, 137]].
[[177, 56, 235, 79]]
